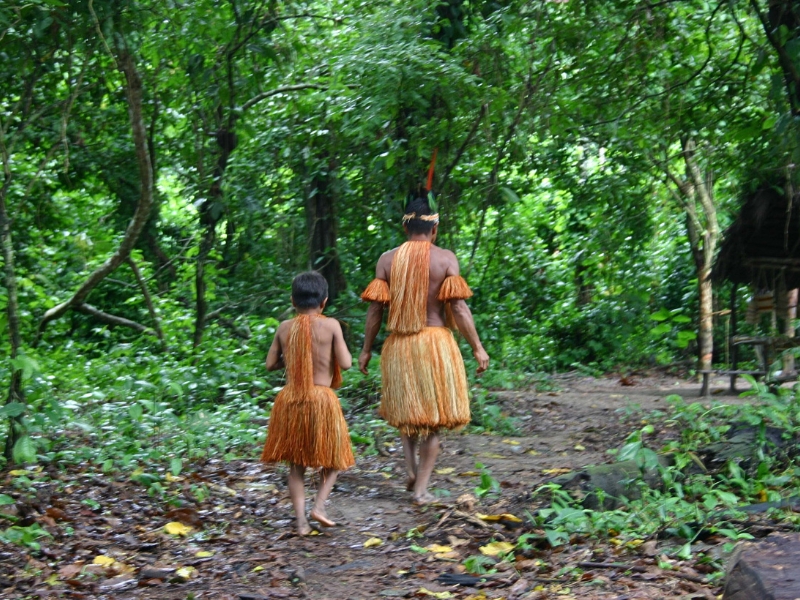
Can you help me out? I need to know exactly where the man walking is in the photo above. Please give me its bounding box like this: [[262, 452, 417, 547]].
[[359, 192, 489, 505]]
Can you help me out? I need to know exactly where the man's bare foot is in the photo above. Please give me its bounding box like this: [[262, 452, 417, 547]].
[[412, 491, 436, 505], [296, 520, 312, 536], [405, 474, 416, 492], [310, 509, 337, 527]]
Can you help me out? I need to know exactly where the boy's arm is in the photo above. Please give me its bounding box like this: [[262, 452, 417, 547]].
[[265, 323, 286, 371], [332, 320, 352, 370]]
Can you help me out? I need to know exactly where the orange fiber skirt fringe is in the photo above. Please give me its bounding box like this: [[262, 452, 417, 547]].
[[380, 327, 470, 437], [261, 386, 355, 471]]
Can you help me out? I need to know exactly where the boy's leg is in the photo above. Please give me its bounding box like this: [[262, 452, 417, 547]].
[[288, 463, 311, 535], [401, 433, 419, 491], [412, 432, 440, 505], [310, 468, 339, 527]]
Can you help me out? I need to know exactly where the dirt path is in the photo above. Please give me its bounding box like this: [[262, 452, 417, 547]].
[[2, 374, 748, 599]]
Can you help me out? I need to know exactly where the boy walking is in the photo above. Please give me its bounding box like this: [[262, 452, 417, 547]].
[[261, 272, 355, 535]]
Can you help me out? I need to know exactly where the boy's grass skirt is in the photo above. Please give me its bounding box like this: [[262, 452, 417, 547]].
[[380, 327, 470, 437], [261, 386, 355, 471]]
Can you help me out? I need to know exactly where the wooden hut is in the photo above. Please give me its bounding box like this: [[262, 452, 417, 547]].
[[713, 184, 800, 391]]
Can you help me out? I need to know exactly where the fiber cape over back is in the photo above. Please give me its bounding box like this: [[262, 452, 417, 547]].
[[261, 314, 354, 470], [362, 241, 473, 437]]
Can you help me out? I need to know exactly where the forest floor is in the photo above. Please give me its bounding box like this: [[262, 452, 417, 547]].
[[1, 373, 761, 599]]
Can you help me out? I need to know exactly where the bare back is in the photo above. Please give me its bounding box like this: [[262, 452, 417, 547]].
[[376, 244, 459, 328], [269, 316, 352, 386]]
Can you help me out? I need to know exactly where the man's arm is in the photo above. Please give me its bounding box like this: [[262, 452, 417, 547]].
[[332, 320, 353, 370], [450, 299, 489, 373], [444, 251, 489, 374], [359, 253, 391, 374], [265, 323, 286, 371], [359, 302, 384, 374]]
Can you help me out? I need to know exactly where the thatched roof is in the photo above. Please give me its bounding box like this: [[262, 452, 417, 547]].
[[714, 184, 800, 288]]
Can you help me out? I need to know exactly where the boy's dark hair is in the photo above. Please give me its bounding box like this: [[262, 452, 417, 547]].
[[404, 195, 437, 234], [292, 271, 328, 309]]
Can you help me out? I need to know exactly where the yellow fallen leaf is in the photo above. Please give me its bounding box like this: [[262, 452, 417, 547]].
[[309, 530, 321, 536], [380, 473, 393, 479], [501, 439, 520, 445], [476, 513, 522, 523], [542, 468, 572, 475], [435, 467, 455, 475], [175, 566, 197, 580], [397, 570, 409, 575], [9, 470, 30, 476], [164, 521, 193, 536], [363, 537, 383, 548], [479, 541, 515, 556], [195, 551, 214, 558], [252, 565, 264, 572], [626, 539, 644, 548], [434, 551, 460, 560], [527, 450, 540, 456], [609, 537, 624, 546], [458, 471, 480, 477], [480, 453, 505, 459], [417, 588, 454, 599], [574, 444, 586, 451], [92, 555, 115, 566], [425, 544, 453, 553], [165, 473, 184, 482]]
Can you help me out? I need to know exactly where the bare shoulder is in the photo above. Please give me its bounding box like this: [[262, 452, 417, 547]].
[[376, 247, 399, 278], [322, 316, 343, 334], [431, 245, 460, 273]]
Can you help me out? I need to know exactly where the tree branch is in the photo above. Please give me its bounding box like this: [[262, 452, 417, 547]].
[[127, 257, 165, 347], [241, 83, 327, 112], [35, 51, 154, 344], [76, 303, 155, 336]]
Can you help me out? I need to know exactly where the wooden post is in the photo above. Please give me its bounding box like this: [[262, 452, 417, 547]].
[[730, 284, 738, 393], [783, 288, 797, 377]]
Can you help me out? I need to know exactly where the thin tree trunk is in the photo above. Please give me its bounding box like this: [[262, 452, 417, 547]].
[[36, 51, 154, 343], [127, 257, 165, 348], [306, 164, 345, 303], [0, 177, 25, 461]]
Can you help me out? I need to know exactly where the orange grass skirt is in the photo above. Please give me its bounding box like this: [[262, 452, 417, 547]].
[[260, 386, 355, 471], [380, 327, 470, 437]]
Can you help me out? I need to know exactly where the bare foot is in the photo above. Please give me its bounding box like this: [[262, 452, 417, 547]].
[[310, 509, 337, 527], [296, 520, 312, 536], [405, 474, 416, 492], [412, 491, 437, 506]]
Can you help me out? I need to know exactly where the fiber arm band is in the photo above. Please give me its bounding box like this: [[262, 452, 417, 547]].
[[361, 278, 390, 303], [437, 275, 473, 301]]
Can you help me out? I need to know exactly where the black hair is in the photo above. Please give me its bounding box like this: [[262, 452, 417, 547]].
[[404, 195, 437, 235], [291, 271, 328, 309]]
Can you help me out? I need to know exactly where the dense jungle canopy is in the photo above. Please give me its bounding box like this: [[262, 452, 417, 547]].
[[2, 0, 800, 465]]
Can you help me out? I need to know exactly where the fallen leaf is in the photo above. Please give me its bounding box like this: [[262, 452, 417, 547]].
[[174, 566, 197, 580], [476, 513, 522, 523], [425, 544, 453, 553], [527, 450, 540, 456], [501, 439, 520, 445], [417, 588, 454, 599], [458, 471, 480, 477], [164, 521, 193, 536], [195, 551, 214, 558], [542, 468, 572, 475], [364, 537, 383, 548], [165, 473, 184, 483], [479, 541, 515, 556], [8, 470, 29, 476], [92, 555, 115, 566], [435, 467, 455, 475], [448, 536, 470, 548], [58, 563, 84, 579], [309, 530, 321, 536], [574, 444, 586, 451]]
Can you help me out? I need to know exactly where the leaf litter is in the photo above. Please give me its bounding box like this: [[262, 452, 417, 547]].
[[0, 375, 761, 598]]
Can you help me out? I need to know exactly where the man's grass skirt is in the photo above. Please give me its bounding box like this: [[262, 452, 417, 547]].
[[261, 386, 355, 471], [380, 326, 470, 437]]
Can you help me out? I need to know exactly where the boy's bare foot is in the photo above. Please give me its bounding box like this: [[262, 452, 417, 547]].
[[296, 520, 313, 536], [412, 491, 437, 505], [310, 509, 337, 527], [405, 474, 416, 492]]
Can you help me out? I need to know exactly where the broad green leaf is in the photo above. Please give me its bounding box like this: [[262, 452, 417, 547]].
[[12, 436, 36, 464]]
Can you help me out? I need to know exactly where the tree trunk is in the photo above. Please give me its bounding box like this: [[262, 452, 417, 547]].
[[36, 51, 154, 343], [192, 129, 236, 348], [306, 167, 345, 304], [0, 178, 25, 461]]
